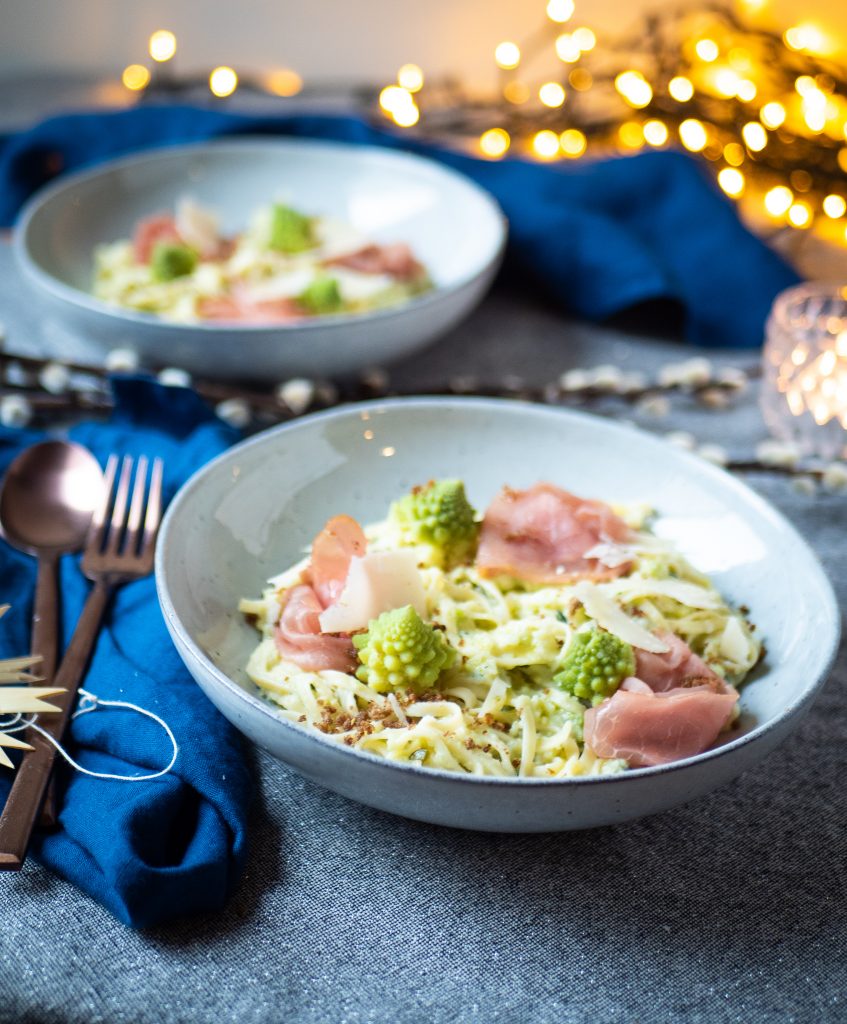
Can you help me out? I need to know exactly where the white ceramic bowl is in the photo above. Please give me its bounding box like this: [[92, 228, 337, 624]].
[[14, 140, 505, 379], [155, 399, 840, 832]]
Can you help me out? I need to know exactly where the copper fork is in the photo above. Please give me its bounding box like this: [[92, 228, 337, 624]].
[[0, 454, 164, 869]]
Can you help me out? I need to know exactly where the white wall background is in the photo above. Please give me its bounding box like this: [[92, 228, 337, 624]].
[[2, 0, 846, 92]]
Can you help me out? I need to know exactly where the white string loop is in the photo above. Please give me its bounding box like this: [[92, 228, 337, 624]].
[[0, 687, 178, 782]]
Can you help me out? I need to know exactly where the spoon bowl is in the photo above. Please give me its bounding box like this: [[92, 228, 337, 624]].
[[0, 441, 104, 555]]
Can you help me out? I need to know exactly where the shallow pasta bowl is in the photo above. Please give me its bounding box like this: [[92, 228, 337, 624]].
[[155, 398, 839, 832], [14, 139, 505, 379]]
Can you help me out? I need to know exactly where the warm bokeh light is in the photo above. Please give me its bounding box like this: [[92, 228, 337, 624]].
[[718, 167, 745, 196], [379, 85, 412, 113], [784, 24, 826, 54], [209, 66, 238, 97], [695, 38, 720, 62], [555, 34, 581, 63], [764, 185, 794, 216], [539, 82, 566, 108], [560, 128, 587, 156], [495, 41, 521, 69], [760, 101, 786, 128], [615, 71, 653, 109], [742, 121, 767, 151], [618, 121, 645, 148], [713, 69, 740, 98], [823, 194, 847, 218], [397, 64, 424, 92], [148, 30, 176, 63], [393, 103, 420, 127], [668, 76, 694, 102], [723, 142, 745, 166], [795, 75, 817, 97], [788, 201, 812, 227], [503, 81, 530, 104], [480, 128, 510, 158], [643, 120, 669, 146], [533, 130, 561, 158], [736, 80, 757, 102], [546, 0, 575, 23], [265, 69, 303, 97], [569, 68, 593, 91], [572, 27, 596, 52], [121, 64, 150, 91], [679, 118, 708, 151]]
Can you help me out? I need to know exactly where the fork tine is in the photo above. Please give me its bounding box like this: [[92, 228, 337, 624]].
[[105, 456, 133, 555], [87, 454, 119, 554], [123, 455, 148, 557], [142, 457, 164, 552]]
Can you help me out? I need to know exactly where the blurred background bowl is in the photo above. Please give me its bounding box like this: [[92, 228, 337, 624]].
[[155, 397, 839, 832], [14, 138, 506, 379]]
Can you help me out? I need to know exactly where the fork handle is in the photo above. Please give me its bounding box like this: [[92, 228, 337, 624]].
[[32, 554, 59, 829], [0, 578, 113, 870]]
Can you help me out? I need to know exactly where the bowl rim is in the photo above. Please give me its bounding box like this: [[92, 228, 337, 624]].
[[155, 395, 842, 787], [13, 136, 508, 334]]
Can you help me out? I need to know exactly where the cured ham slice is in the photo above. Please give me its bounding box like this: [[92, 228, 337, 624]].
[[476, 483, 633, 585], [274, 584, 356, 673], [584, 683, 738, 767], [325, 243, 423, 281], [133, 214, 183, 264], [634, 632, 729, 693], [197, 290, 303, 324], [306, 515, 368, 607]]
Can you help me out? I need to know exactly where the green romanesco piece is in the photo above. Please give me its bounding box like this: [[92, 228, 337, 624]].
[[268, 204, 315, 253], [353, 605, 456, 694], [298, 275, 343, 315], [555, 628, 635, 704], [150, 242, 198, 281], [389, 479, 479, 568]]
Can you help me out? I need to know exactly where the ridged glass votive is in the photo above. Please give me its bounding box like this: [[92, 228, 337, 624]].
[[762, 283, 847, 460]]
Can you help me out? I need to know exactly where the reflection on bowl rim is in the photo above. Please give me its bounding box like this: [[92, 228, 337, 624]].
[[14, 137, 508, 334], [155, 396, 841, 787]]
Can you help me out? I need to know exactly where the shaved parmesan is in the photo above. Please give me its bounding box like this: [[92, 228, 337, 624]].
[[719, 616, 752, 664], [572, 581, 670, 653], [176, 197, 219, 258], [606, 577, 722, 609], [318, 550, 427, 633]]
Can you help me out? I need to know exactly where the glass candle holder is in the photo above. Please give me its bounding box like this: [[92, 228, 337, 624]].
[[762, 283, 847, 460]]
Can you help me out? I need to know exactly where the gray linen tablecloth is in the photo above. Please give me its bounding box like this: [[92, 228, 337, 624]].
[[0, 244, 844, 1024]]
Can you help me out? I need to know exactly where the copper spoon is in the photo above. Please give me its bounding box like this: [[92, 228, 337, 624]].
[[0, 441, 104, 829]]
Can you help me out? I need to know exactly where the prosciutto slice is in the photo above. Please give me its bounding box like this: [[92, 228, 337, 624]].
[[197, 290, 303, 324], [476, 483, 633, 584], [634, 632, 728, 693], [306, 515, 368, 607], [274, 584, 356, 673], [324, 243, 423, 281], [133, 214, 183, 264], [584, 683, 738, 767]]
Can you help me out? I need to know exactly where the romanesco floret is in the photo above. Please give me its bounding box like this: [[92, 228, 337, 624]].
[[555, 627, 635, 704], [389, 479, 479, 568], [151, 242, 198, 281], [268, 204, 315, 253], [353, 605, 456, 694], [298, 276, 343, 314]]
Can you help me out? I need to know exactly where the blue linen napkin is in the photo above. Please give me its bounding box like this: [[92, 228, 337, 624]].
[[0, 377, 251, 928], [0, 106, 799, 348]]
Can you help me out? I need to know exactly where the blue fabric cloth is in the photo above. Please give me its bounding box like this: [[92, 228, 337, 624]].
[[0, 106, 799, 347], [0, 377, 251, 928]]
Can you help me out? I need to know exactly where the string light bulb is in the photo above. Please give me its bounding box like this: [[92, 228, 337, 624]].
[[555, 34, 581, 63], [618, 121, 644, 148], [784, 24, 826, 54], [495, 42, 521, 69], [718, 167, 745, 196], [560, 128, 587, 156], [479, 128, 510, 158], [742, 121, 767, 151], [572, 28, 596, 52], [679, 118, 708, 152], [788, 201, 812, 227], [760, 102, 786, 128], [668, 76, 694, 102], [393, 103, 420, 127], [764, 185, 794, 216], [503, 81, 530, 104], [209, 66, 238, 97], [533, 130, 560, 159], [823, 194, 847, 218], [397, 64, 424, 92], [643, 120, 669, 146], [695, 39, 720, 62], [122, 64, 150, 91], [615, 71, 652, 109], [546, 0, 575, 22], [265, 69, 302, 97], [149, 30, 176, 63], [539, 82, 566, 108]]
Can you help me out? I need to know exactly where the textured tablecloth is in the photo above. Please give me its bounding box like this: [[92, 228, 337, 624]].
[[0, 242, 844, 1024]]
